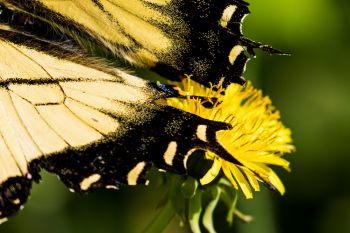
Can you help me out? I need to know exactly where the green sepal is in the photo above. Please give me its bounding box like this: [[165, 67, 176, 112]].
[[219, 185, 238, 225], [181, 177, 199, 199], [202, 186, 221, 233], [188, 190, 203, 233]]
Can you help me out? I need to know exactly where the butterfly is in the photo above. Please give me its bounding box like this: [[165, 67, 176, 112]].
[[0, 0, 279, 223]]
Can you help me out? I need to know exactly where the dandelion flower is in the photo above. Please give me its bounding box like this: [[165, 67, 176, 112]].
[[165, 76, 294, 198]]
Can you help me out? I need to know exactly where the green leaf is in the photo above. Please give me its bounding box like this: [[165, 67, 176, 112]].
[[140, 201, 175, 233], [188, 190, 203, 233], [202, 187, 221, 233], [171, 191, 187, 222]]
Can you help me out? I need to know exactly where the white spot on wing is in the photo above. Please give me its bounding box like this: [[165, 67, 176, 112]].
[[183, 148, 197, 169], [229, 45, 245, 65], [196, 125, 207, 142], [106, 185, 117, 190], [220, 5, 237, 28], [0, 218, 8, 224], [127, 162, 146, 185], [12, 199, 20, 205], [163, 141, 177, 166], [80, 173, 101, 191]]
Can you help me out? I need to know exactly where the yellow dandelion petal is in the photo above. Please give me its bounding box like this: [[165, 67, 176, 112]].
[[267, 169, 286, 195], [200, 155, 222, 185], [229, 165, 253, 199], [222, 163, 238, 189], [239, 161, 271, 180], [253, 154, 290, 171], [240, 167, 260, 192]]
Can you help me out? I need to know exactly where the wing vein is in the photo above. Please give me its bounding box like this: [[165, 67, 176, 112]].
[[5, 42, 54, 80], [65, 96, 122, 121], [9, 92, 44, 155], [0, 130, 24, 176], [63, 100, 108, 136]]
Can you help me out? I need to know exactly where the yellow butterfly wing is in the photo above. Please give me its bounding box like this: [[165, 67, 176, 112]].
[[0, 23, 236, 222]]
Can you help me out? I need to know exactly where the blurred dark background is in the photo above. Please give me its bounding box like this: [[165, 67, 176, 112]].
[[1, 0, 349, 232]]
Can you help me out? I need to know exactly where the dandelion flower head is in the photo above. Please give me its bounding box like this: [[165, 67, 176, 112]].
[[165, 76, 294, 198]]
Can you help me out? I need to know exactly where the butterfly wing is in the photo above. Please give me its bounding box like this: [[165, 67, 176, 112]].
[[0, 23, 236, 221], [1, 0, 275, 86]]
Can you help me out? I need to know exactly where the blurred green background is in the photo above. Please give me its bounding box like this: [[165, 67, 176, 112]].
[[1, 0, 349, 232]]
